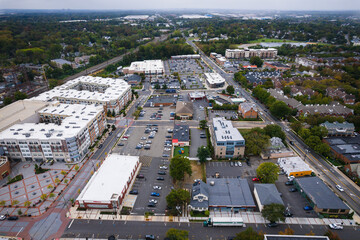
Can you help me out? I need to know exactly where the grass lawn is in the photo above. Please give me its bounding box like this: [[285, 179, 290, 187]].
[[248, 38, 300, 44], [174, 146, 189, 157], [238, 128, 252, 135]]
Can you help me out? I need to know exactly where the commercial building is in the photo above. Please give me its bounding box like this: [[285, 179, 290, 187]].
[[225, 48, 277, 59], [278, 156, 313, 177], [175, 102, 194, 119], [264, 62, 291, 71], [188, 91, 206, 100], [254, 184, 284, 212], [172, 125, 190, 146], [171, 54, 200, 59], [32, 76, 132, 114], [0, 156, 11, 180], [189, 178, 256, 212], [261, 137, 294, 160], [123, 60, 164, 75], [264, 235, 329, 240], [294, 177, 350, 215], [238, 102, 258, 119], [0, 103, 106, 163], [320, 121, 355, 136], [211, 117, 245, 159], [0, 100, 49, 132], [204, 73, 225, 88], [323, 136, 360, 174], [77, 154, 140, 210]]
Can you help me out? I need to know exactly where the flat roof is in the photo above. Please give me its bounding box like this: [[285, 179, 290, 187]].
[[123, 60, 164, 73], [204, 73, 225, 84], [31, 76, 130, 103], [173, 125, 190, 142], [264, 235, 329, 240], [295, 177, 349, 210], [77, 154, 139, 203], [0, 103, 103, 140], [0, 100, 49, 132], [278, 156, 313, 174], [213, 117, 244, 142]]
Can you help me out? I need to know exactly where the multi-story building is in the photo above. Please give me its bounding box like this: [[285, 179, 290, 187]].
[[225, 48, 277, 59], [238, 102, 258, 119], [204, 73, 225, 88], [211, 117, 245, 159], [31, 76, 132, 114], [0, 103, 106, 163], [123, 60, 164, 75], [320, 121, 355, 136]]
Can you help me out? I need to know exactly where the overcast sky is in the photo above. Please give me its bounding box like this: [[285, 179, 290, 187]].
[[1, 0, 359, 11]]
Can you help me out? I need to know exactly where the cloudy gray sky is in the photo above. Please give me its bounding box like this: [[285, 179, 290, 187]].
[[1, 0, 359, 11]]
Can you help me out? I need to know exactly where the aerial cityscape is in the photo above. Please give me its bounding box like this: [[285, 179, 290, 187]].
[[0, 1, 360, 240]]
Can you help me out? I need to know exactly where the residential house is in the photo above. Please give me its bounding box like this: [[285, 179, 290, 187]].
[[320, 121, 355, 136], [254, 184, 284, 212], [238, 102, 258, 119]]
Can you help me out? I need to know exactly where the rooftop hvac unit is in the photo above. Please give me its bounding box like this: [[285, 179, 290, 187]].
[[210, 181, 215, 186]]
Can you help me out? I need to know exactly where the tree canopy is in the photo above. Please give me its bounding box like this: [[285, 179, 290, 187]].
[[256, 162, 279, 183], [243, 128, 270, 156], [197, 146, 211, 163], [166, 228, 189, 240], [169, 155, 192, 182], [261, 203, 286, 223], [233, 227, 263, 240], [263, 124, 286, 142]]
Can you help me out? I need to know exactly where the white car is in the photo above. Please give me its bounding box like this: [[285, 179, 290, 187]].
[[0, 215, 6, 221], [329, 223, 343, 230], [336, 185, 344, 192], [153, 186, 162, 190], [149, 199, 158, 204], [288, 176, 295, 181], [237, 161, 242, 167], [164, 148, 171, 151], [121, 138, 128, 141], [159, 166, 168, 170]]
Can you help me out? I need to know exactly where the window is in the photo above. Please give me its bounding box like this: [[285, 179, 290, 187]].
[[322, 209, 328, 212], [340, 209, 346, 212], [329, 209, 338, 213]]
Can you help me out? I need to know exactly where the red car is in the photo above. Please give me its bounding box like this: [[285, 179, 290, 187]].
[[252, 177, 260, 182]]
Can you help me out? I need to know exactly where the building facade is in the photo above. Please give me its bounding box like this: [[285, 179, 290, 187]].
[[211, 117, 245, 159], [225, 48, 277, 59], [204, 73, 225, 88], [123, 60, 164, 75], [0, 103, 106, 163], [238, 102, 258, 119], [320, 121, 355, 136], [0, 156, 11, 180]]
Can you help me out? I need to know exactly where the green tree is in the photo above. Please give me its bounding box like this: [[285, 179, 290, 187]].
[[279, 227, 295, 235], [233, 227, 263, 240], [197, 146, 210, 163], [0, 200, 6, 206], [166, 189, 191, 210], [3, 97, 12, 106], [256, 162, 279, 183], [283, 86, 291, 95], [24, 201, 31, 207], [250, 56, 263, 67], [154, 83, 160, 89], [199, 120, 207, 129], [226, 85, 235, 95], [261, 203, 286, 223], [290, 121, 302, 133], [48, 79, 59, 89], [243, 128, 270, 156], [14, 91, 27, 101], [264, 124, 286, 142], [49, 193, 55, 199], [305, 135, 322, 149], [40, 194, 48, 201], [299, 128, 311, 140], [314, 143, 331, 156], [162, 84, 168, 89], [270, 101, 292, 119], [169, 156, 192, 182], [166, 228, 189, 240], [74, 165, 79, 171], [310, 126, 328, 139], [324, 230, 341, 240]]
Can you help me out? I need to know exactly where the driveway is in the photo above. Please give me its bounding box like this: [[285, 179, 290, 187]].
[[189, 128, 207, 157]]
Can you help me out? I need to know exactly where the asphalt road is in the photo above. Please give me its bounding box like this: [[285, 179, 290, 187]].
[[186, 38, 360, 215], [63, 219, 359, 240]]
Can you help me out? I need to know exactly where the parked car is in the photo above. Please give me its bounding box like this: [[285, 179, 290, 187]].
[[156, 177, 165, 181], [166, 135, 172, 138], [289, 188, 298, 192], [98, 144, 103, 149], [200, 134, 206, 138], [144, 145, 151, 150], [252, 177, 260, 182], [153, 186, 162, 190], [284, 211, 293, 217], [158, 171, 166, 175], [159, 166, 168, 170], [267, 222, 278, 227], [304, 206, 313, 211], [230, 162, 234, 167], [117, 143, 124, 146], [137, 174, 145, 179], [285, 181, 294, 185], [237, 161, 242, 167], [151, 192, 160, 197], [141, 137, 147, 140], [0, 215, 6, 221], [145, 235, 155, 240], [162, 154, 170, 158], [336, 185, 344, 192], [7, 216, 18, 221], [135, 144, 143, 149], [129, 190, 138, 195], [146, 140, 152, 144], [329, 223, 343, 230], [147, 203, 156, 208], [234, 162, 238, 167], [149, 199, 158, 204]]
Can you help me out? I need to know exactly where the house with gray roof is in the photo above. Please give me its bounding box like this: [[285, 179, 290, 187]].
[[172, 125, 190, 146], [254, 184, 284, 212], [189, 178, 256, 213], [294, 177, 350, 215], [261, 137, 294, 160], [320, 121, 355, 136]]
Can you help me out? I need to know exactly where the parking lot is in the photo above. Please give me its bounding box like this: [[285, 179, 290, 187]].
[[208, 110, 238, 120], [113, 126, 173, 159], [189, 128, 207, 157], [167, 59, 210, 75], [206, 158, 318, 218], [181, 75, 205, 89], [129, 156, 172, 215], [138, 106, 175, 121]]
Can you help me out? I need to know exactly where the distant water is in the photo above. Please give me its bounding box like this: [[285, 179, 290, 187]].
[[260, 42, 309, 47]]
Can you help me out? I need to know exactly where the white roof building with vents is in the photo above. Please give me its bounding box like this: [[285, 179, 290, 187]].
[[204, 73, 226, 88], [123, 60, 164, 75], [77, 154, 140, 209], [278, 156, 313, 177], [213, 117, 244, 142]]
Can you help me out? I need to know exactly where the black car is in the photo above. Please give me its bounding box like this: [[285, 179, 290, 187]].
[[129, 190, 138, 195], [109, 132, 113, 135], [267, 222, 278, 227], [117, 143, 124, 146], [284, 211, 293, 217], [289, 188, 298, 192], [147, 203, 156, 207], [200, 134, 206, 138], [156, 177, 165, 181], [158, 171, 166, 175], [98, 144, 103, 149], [166, 135, 172, 138], [7, 216, 18, 221], [145, 235, 155, 240], [285, 181, 294, 185], [136, 174, 145, 179]]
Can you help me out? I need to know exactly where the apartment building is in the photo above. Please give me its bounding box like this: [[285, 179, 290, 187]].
[[225, 48, 277, 59], [211, 117, 245, 159], [31, 76, 132, 114], [0, 103, 106, 163], [123, 60, 164, 75]]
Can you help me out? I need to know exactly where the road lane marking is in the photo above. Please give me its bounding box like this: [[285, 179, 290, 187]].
[[68, 219, 74, 229]]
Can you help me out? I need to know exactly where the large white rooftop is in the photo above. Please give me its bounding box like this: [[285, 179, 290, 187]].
[[213, 117, 244, 142], [31, 76, 130, 102], [278, 156, 313, 175], [205, 73, 226, 85], [77, 154, 139, 203], [0, 103, 103, 140], [123, 60, 164, 73]]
